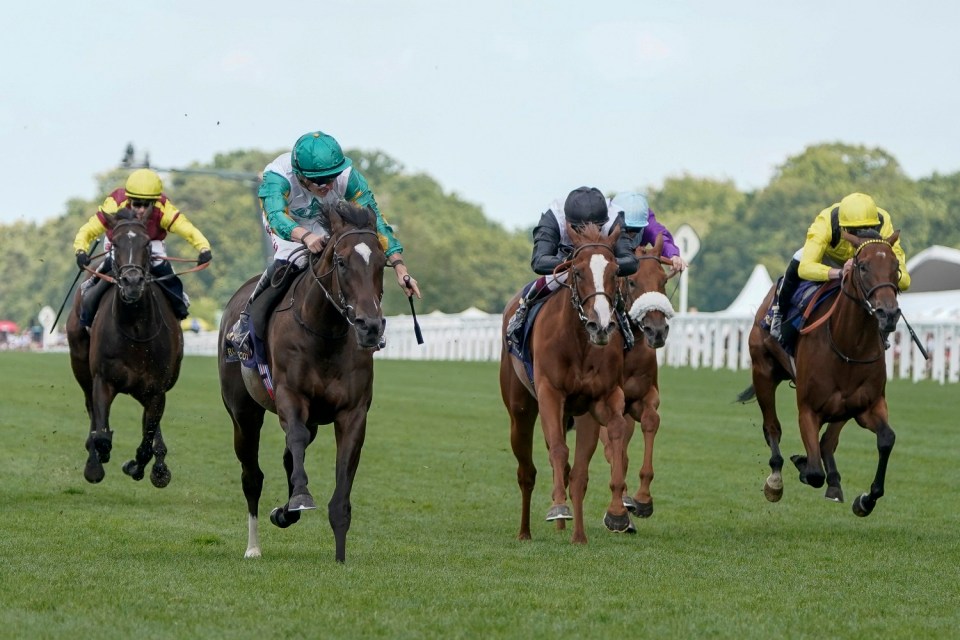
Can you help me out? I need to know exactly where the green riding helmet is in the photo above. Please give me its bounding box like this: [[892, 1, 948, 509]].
[[291, 131, 352, 179]]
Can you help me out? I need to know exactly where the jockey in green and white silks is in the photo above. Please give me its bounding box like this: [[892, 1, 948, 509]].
[[226, 131, 421, 361]]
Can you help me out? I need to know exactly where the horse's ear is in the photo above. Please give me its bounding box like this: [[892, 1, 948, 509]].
[[326, 203, 345, 234], [886, 229, 901, 246], [841, 229, 861, 247]]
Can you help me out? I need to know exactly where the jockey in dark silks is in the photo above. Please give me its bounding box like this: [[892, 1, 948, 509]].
[[768, 192, 911, 347], [505, 186, 638, 348], [73, 169, 212, 328]]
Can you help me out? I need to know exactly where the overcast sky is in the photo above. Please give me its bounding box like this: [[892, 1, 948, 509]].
[[3, 1, 957, 230]]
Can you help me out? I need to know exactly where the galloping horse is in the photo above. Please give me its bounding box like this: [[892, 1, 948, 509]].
[[738, 230, 903, 516], [66, 208, 184, 487], [218, 202, 386, 563], [500, 222, 630, 544], [587, 234, 675, 519]]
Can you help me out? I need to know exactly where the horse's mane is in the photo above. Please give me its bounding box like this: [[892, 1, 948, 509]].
[[321, 201, 376, 232], [850, 227, 882, 241], [115, 208, 139, 223], [570, 222, 608, 244]]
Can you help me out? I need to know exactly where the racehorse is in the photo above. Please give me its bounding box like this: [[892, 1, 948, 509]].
[[738, 230, 903, 516], [586, 234, 675, 520], [499, 222, 630, 544], [66, 208, 184, 487], [218, 201, 386, 563]]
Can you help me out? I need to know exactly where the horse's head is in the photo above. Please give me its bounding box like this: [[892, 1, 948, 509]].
[[565, 222, 621, 346], [842, 228, 902, 334], [315, 202, 387, 349], [105, 208, 151, 303], [624, 233, 675, 348]]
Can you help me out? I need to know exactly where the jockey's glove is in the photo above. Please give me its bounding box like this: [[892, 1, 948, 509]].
[[76, 250, 91, 269], [198, 249, 212, 265]]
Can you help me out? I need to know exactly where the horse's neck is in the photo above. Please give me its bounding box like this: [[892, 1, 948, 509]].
[[296, 268, 347, 329], [830, 284, 880, 350]]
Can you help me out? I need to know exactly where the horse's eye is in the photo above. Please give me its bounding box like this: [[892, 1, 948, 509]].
[[335, 255, 346, 269]]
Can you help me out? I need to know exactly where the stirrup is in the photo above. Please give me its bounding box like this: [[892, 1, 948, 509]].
[[226, 317, 252, 360], [506, 303, 527, 343], [769, 311, 783, 340]]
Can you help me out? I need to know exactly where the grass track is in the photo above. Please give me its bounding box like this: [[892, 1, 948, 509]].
[[0, 352, 957, 639]]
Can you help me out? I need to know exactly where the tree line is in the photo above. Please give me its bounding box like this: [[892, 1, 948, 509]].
[[1, 142, 957, 330]]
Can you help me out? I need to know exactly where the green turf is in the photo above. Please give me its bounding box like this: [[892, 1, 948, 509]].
[[0, 352, 957, 639]]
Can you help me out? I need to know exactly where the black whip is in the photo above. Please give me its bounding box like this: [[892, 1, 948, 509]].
[[52, 238, 100, 333], [404, 275, 424, 345], [900, 312, 930, 361]]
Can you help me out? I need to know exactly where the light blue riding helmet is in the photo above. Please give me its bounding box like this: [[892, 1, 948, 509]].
[[612, 192, 650, 229]]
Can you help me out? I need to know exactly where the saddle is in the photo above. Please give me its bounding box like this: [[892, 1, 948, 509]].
[[506, 283, 554, 385], [763, 279, 840, 353]]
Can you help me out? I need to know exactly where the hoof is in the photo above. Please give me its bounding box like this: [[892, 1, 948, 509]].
[[852, 493, 875, 517], [545, 504, 573, 521], [603, 511, 634, 533], [150, 463, 171, 488], [764, 481, 784, 503], [122, 460, 145, 481], [824, 486, 844, 503], [622, 495, 637, 512], [790, 454, 807, 473], [288, 493, 317, 511], [84, 461, 105, 484], [633, 500, 653, 518], [269, 506, 302, 529]]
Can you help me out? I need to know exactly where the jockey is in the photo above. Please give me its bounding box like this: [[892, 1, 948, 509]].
[[611, 191, 688, 273], [227, 130, 421, 360], [505, 186, 638, 348], [73, 168, 212, 328], [769, 192, 911, 346]]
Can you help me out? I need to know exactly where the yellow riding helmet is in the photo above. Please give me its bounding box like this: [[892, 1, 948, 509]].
[[125, 169, 163, 200], [838, 192, 880, 227]]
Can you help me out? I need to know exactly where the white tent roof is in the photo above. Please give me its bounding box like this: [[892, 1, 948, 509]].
[[717, 264, 773, 317]]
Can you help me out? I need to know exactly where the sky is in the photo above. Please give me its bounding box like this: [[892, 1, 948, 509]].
[[3, 1, 959, 230]]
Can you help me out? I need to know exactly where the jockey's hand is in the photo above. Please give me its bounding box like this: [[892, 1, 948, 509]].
[[76, 250, 90, 269], [302, 232, 326, 254], [842, 259, 853, 278], [391, 260, 421, 299], [198, 249, 212, 265], [670, 256, 687, 272]]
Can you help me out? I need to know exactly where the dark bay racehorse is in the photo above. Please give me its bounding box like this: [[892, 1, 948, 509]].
[[500, 222, 630, 544], [66, 209, 183, 486], [738, 230, 903, 516], [218, 202, 386, 563], [587, 235, 675, 520]]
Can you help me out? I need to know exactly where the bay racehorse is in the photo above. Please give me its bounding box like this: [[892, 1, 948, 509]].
[[500, 222, 630, 544], [738, 230, 903, 516], [586, 234, 676, 520], [218, 202, 386, 563], [66, 209, 184, 487]]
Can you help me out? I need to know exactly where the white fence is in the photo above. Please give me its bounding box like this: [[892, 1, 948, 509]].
[[178, 312, 960, 384]]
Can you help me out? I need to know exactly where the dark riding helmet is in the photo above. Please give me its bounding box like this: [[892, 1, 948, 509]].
[[564, 187, 608, 227]]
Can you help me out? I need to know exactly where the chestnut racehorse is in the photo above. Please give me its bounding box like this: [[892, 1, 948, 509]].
[[218, 202, 386, 563], [738, 230, 903, 516], [500, 222, 630, 544]]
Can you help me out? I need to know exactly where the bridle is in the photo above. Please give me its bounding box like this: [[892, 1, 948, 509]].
[[562, 242, 618, 325]]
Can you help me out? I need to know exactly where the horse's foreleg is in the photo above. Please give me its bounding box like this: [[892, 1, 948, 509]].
[[537, 387, 572, 522], [122, 394, 167, 486], [594, 389, 629, 532], [328, 409, 368, 563], [632, 389, 661, 518], [852, 402, 895, 517], [794, 407, 826, 489], [84, 378, 116, 483], [569, 416, 601, 544], [598, 416, 633, 510], [276, 392, 317, 512], [820, 421, 846, 502]]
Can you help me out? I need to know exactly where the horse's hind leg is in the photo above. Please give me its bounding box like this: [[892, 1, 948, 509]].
[[84, 379, 116, 483], [122, 393, 167, 486], [754, 372, 785, 501], [820, 421, 845, 502], [501, 357, 540, 540], [631, 390, 661, 518], [852, 402, 895, 517]]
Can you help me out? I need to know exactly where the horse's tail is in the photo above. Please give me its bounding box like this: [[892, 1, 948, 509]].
[[735, 384, 757, 404]]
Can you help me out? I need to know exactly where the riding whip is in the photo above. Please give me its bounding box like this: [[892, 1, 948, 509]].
[[900, 312, 930, 361], [404, 275, 424, 344], [51, 238, 100, 333]]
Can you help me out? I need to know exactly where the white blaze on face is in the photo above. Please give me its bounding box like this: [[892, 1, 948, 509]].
[[354, 243, 372, 264], [589, 253, 613, 326]]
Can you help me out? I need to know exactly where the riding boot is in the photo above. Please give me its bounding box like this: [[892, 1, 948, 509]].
[[150, 262, 190, 319], [771, 259, 801, 342], [506, 277, 549, 346], [227, 263, 276, 360], [80, 278, 112, 328]]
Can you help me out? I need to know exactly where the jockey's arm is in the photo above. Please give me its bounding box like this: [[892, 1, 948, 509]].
[[73, 213, 107, 253], [797, 215, 834, 282], [531, 211, 563, 275], [162, 201, 211, 252]]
